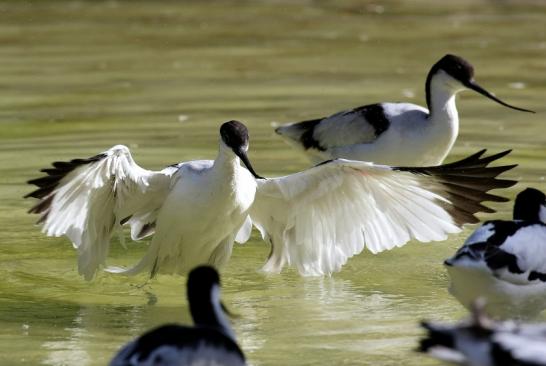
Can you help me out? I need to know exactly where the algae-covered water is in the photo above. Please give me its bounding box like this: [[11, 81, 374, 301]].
[[0, 1, 545, 365]]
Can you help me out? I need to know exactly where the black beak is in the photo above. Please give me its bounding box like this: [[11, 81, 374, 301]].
[[235, 148, 265, 179], [221, 301, 240, 319], [466, 80, 535, 113]]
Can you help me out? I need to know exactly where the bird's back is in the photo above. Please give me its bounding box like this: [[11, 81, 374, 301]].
[[277, 101, 450, 166], [110, 325, 246, 366]]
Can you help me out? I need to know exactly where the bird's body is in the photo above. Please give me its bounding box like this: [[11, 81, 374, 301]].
[[27, 121, 517, 279], [445, 188, 546, 318], [129, 151, 257, 276], [419, 302, 546, 366], [283, 101, 454, 166], [276, 54, 533, 166], [110, 266, 246, 366], [112, 325, 245, 366]]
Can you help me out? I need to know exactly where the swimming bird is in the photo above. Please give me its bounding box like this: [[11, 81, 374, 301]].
[[110, 266, 246, 366], [419, 301, 546, 366], [26, 120, 517, 280], [445, 188, 546, 319], [275, 54, 534, 166]]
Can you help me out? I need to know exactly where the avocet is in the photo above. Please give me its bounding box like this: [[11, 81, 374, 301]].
[[445, 188, 546, 318], [275, 54, 534, 166], [419, 301, 546, 366], [110, 266, 245, 366], [27, 120, 516, 279]]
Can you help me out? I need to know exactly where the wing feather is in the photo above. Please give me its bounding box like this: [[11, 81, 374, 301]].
[[26, 145, 175, 280], [250, 151, 516, 276]]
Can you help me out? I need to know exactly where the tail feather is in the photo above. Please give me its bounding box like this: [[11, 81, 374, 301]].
[[275, 118, 324, 151]]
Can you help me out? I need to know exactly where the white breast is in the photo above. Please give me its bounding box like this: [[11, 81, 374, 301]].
[[131, 160, 257, 275]]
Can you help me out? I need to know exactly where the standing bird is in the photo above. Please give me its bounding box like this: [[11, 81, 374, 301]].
[[110, 266, 246, 366], [275, 54, 534, 166], [419, 301, 546, 366], [445, 188, 546, 318], [26, 120, 517, 279]]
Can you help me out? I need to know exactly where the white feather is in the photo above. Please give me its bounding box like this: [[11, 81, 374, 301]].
[[250, 159, 460, 276], [38, 145, 174, 280], [493, 332, 546, 365]]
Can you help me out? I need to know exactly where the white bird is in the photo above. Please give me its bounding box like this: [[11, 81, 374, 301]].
[[26, 120, 517, 280], [275, 54, 534, 166], [445, 188, 546, 319], [110, 266, 246, 366], [419, 301, 546, 366]]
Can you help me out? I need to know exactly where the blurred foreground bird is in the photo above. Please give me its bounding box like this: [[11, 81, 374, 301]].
[[110, 266, 245, 366], [419, 300, 546, 366], [445, 187, 546, 318]]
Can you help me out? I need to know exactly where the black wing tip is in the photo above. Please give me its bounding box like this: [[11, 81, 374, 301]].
[[495, 178, 518, 189], [25, 153, 108, 221], [399, 150, 517, 174], [492, 195, 511, 203], [448, 149, 511, 170], [400, 150, 519, 226], [453, 149, 512, 168], [498, 164, 518, 172], [26, 154, 106, 190], [23, 191, 35, 199], [484, 149, 512, 161]]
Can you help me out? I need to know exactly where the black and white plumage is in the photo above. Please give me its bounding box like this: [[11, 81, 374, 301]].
[[110, 266, 246, 366], [27, 120, 517, 279], [275, 54, 534, 166], [445, 188, 546, 318], [419, 302, 546, 366]]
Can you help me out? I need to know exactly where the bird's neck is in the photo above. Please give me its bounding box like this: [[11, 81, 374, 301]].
[[214, 142, 241, 177], [426, 75, 460, 122], [190, 285, 236, 342], [514, 199, 546, 222], [420, 76, 461, 164]]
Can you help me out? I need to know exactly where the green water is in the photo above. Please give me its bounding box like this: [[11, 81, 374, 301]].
[[1, 1, 545, 365]]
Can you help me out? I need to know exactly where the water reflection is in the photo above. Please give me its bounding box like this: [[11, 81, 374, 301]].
[[42, 308, 91, 366]]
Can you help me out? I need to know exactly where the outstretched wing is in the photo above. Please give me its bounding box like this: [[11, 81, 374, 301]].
[[26, 145, 176, 280], [250, 150, 516, 276]]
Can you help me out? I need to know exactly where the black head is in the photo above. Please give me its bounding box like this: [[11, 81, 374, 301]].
[[513, 187, 546, 222], [219, 120, 264, 179], [426, 54, 534, 113], [220, 120, 249, 152], [434, 54, 475, 84]]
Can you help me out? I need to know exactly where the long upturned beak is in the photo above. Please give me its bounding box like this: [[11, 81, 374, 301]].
[[235, 148, 265, 179], [465, 80, 535, 113]]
